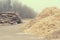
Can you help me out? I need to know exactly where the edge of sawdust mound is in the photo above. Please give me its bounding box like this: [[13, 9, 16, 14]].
[[24, 13, 60, 37], [22, 7, 60, 31], [0, 12, 22, 25]]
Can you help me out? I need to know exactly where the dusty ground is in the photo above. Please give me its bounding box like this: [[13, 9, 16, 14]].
[[0, 20, 45, 40], [0, 25, 43, 40]]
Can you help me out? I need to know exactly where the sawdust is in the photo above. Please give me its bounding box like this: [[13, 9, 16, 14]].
[[23, 7, 60, 30], [24, 7, 60, 37], [24, 13, 60, 37]]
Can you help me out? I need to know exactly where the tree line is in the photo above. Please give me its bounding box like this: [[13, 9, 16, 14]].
[[0, 0, 37, 19]]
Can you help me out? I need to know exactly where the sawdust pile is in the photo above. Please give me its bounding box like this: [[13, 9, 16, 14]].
[[23, 7, 60, 30], [24, 7, 60, 37], [0, 12, 22, 25]]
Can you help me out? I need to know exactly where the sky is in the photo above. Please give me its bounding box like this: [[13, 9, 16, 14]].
[[18, 0, 60, 13]]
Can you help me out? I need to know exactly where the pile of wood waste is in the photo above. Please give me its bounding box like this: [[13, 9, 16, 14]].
[[0, 12, 22, 25], [23, 7, 60, 38]]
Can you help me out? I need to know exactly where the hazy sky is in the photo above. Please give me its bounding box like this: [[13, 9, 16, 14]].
[[18, 0, 60, 13]]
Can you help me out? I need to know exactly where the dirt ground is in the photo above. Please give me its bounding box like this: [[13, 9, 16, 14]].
[[0, 20, 44, 40]]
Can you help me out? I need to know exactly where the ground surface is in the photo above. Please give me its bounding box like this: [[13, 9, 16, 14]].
[[0, 20, 44, 40], [0, 26, 43, 40]]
